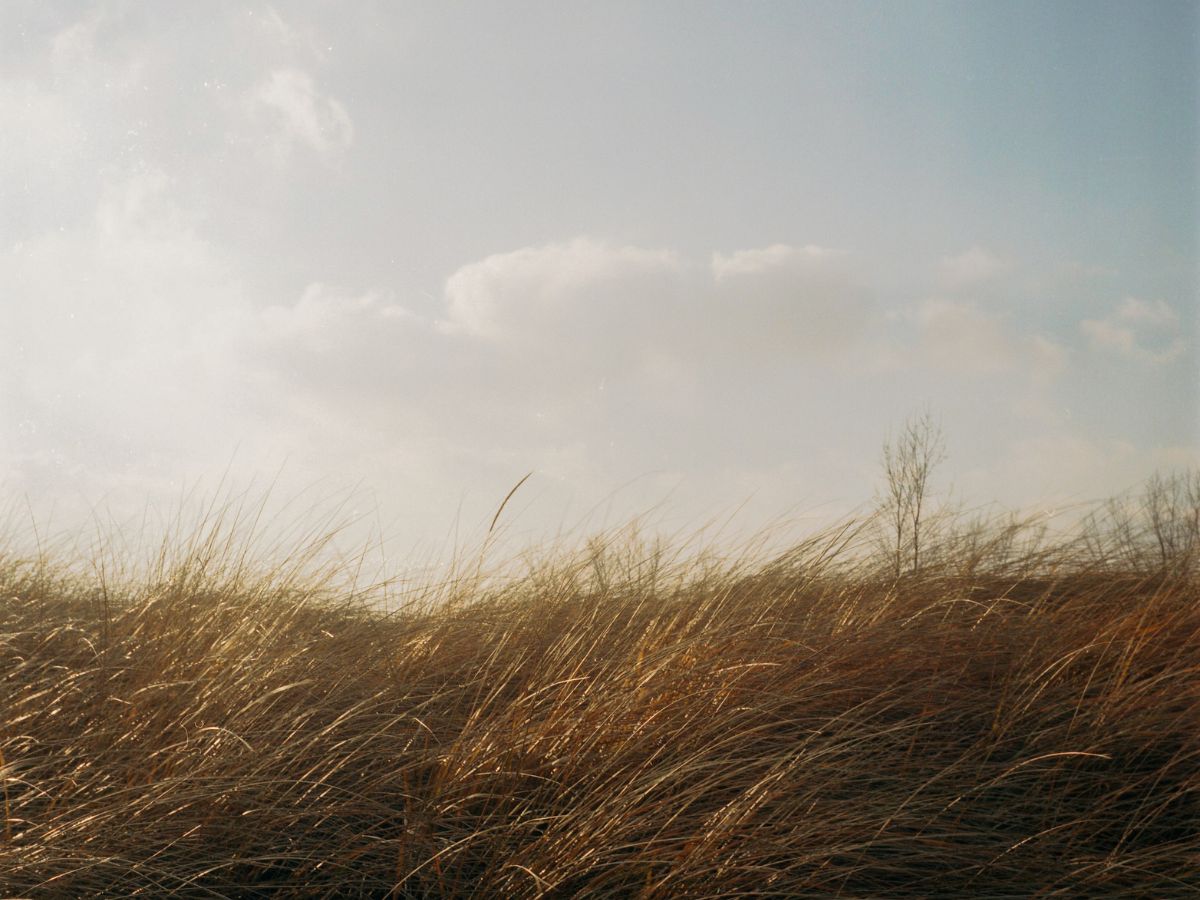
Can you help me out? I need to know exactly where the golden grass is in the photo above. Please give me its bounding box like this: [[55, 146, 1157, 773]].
[[0, 496, 1197, 897]]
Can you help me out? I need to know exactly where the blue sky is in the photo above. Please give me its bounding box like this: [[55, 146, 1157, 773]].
[[1, 2, 1196, 560]]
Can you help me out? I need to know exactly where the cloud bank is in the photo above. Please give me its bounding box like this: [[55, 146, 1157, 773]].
[[442, 238, 869, 366]]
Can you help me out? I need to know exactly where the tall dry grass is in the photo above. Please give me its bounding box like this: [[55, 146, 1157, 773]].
[[0, 483, 1197, 897]]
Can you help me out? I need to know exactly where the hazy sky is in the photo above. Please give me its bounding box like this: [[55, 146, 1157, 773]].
[[2, 1, 1197, 561]]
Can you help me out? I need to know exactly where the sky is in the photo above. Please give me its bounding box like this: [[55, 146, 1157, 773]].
[[1, 1, 1197, 565]]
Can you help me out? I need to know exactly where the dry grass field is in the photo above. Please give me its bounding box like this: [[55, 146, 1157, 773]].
[[0, 476, 1197, 897]]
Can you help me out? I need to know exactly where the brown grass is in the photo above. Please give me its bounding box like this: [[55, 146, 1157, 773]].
[[0, 494, 1197, 897]]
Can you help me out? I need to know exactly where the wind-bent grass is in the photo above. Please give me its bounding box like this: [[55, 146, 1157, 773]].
[[0, 496, 1197, 897]]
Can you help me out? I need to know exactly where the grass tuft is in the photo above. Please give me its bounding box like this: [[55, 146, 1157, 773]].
[[0, 488, 1197, 897]]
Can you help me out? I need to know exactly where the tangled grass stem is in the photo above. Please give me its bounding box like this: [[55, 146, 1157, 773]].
[[0, 494, 1197, 897]]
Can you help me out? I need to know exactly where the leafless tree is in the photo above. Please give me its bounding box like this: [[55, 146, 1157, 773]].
[[1078, 469, 1200, 573], [1143, 470, 1200, 572], [879, 413, 946, 578]]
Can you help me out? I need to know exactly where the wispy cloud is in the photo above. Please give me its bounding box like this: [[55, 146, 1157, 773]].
[[249, 68, 354, 162], [253, 6, 333, 63]]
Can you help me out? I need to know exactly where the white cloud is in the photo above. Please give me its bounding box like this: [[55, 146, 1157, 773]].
[[202, 238, 883, 541], [254, 7, 332, 62], [249, 68, 354, 161], [706, 243, 867, 356], [443, 238, 681, 343], [443, 237, 869, 364], [0, 171, 260, 528], [710, 243, 836, 279], [938, 245, 1006, 290], [247, 283, 441, 406], [262, 284, 403, 338], [0, 155, 1180, 564], [0, 172, 456, 551], [49, 6, 144, 87], [915, 299, 1012, 373], [0, 78, 86, 179], [911, 298, 1066, 379], [1081, 297, 1185, 364], [1027, 334, 1070, 381]]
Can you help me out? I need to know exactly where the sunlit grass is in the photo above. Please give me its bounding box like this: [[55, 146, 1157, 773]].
[[0, 480, 1196, 897]]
